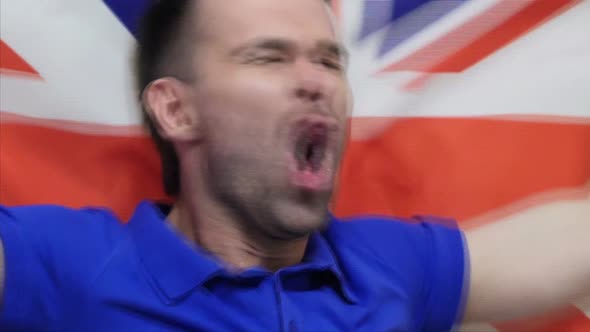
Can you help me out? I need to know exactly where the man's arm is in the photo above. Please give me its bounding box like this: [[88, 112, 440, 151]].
[[464, 186, 590, 323]]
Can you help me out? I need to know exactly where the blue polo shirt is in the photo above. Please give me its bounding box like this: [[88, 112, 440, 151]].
[[0, 201, 468, 331]]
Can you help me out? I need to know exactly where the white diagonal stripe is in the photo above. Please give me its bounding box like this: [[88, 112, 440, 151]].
[[0, 0, 140, 126], [347, 0, 590, 119]]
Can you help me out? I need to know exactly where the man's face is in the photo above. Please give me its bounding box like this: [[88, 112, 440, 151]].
[[187, 0, 351, 238]]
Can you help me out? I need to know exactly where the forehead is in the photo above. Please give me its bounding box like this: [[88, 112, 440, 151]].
[[195, 0, 337, 48]]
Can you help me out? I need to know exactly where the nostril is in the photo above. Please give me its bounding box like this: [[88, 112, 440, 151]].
[[296, 87, 323, 101], [310, 91, 322, 101]]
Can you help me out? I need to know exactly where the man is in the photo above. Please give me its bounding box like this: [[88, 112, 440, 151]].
[[0, 0, 588, 331]]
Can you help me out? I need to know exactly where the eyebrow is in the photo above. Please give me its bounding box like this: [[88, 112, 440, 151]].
[[230, 38, 349, 62]]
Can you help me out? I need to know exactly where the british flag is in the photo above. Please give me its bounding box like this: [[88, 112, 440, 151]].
[[1, 1, 589, 330]]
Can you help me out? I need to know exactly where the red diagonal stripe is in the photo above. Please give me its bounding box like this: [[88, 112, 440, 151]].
[[380, 0, 579, 74], [0, 39, 42, 79]]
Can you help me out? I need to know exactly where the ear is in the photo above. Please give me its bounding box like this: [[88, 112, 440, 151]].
[[142, 78, 200, 143]]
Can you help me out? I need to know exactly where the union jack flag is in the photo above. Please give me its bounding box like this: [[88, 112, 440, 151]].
[[1, 1, 588, 330]]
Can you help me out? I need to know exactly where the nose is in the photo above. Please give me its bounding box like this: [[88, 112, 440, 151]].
[[293, 60, 332, 103]]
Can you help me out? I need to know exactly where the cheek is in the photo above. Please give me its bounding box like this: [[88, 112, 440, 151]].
[[336, 82, 353, 117], [198, 76, 284, 147]]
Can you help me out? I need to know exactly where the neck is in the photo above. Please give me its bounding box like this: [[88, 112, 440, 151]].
[[168, 197, 309, 272]]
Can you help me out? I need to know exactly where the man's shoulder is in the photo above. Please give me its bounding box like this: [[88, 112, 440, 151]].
[[326, 213, 457, 240], [324, 214, 462, 262], [0, 203, 130, 278], [1, 203, 127, 238]]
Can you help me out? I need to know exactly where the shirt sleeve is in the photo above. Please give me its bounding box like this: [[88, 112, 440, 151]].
[[0, 205, 67, 331], [0, 205, 122, 332], [345, 215, 469, 332], [415, 217, 469, 332]]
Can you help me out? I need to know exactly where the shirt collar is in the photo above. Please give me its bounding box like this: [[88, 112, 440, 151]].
[[129, 201, 357, 304], [298, 223, 359, 303]]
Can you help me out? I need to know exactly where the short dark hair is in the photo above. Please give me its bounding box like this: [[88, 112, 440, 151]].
[[135, 0, 195, 196], [135, 0, 333, 197]]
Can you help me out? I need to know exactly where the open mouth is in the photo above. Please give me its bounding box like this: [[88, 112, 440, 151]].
[[288, 118, 337, 191], [295, 125, 328, 172]]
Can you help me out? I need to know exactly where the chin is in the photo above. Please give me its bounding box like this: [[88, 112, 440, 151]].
[[269, 200, 331, 239]]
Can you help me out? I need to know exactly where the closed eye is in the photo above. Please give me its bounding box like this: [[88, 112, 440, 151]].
[[250, 55, 286, 65], [319, 58, 344, 71]]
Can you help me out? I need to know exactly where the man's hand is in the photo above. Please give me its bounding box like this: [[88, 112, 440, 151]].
[[463, 182, 590, 323]]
